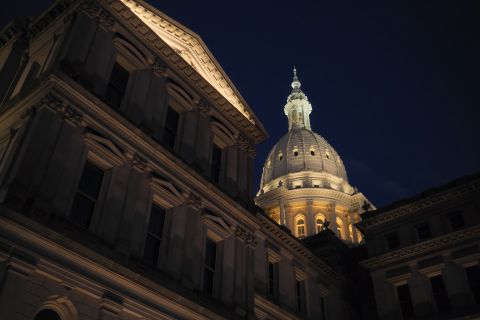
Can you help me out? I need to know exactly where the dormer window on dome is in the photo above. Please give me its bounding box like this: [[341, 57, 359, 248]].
[[325, 150, 331, 159], [293, 147, 299, 157], [278, 152, 283, 161], [309, 147, 315, 156]]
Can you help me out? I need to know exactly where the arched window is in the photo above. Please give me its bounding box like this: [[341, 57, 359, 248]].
[[278, 152, 283, 161], [336, 217, 344, 239], [315, 214, 327, 233], [35, 309, 62, 320], [296, 217, 306, 237]]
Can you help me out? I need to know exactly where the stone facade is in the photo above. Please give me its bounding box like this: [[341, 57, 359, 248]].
[[358, 173, 480, 319], [0, 1, 356, 319]]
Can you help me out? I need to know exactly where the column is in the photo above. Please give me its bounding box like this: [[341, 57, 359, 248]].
[[307, 199, 315, 236], [279, 198, 286, 226], [442, 255, 474, 308], [285, 205, 293, 232], [409, 265, 434, 317], [327, 203, 337, 236], [349, 210, 359, 243]]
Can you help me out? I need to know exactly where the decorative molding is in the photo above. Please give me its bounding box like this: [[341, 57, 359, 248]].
[[39, 93, 85, 127], [361, 225, 480, 270], [84, 132, 127, 168], [359, 179, 480, 230], [26, 0, 77, 41], [150, 176, 185, 209], [131, 153, 148, 172]]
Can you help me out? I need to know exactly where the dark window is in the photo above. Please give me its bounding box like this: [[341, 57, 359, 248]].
[[430, 275, 451, 313], [310, 150, 315, 156], [415, 222, 431, 241], [70, 161, 104, 228], [448, 212, 465, 230], [143, 204, 166, 265], [295, 185, 301, 189], [294, 151, 299, 157], [296, 279, 306, 314], [35, 309, 62, 320], [313, 184, 320, 188], [465, 265, 480, 304], [268, 261, 279, 298], [396, 284, 414, 320], [203, 238, 217, 295], [163, 106, 179, 149], [105, 62, 129, 109], [321, 296, 326, 320], [211, 143, 222, 183], [385, 232, 400, 250], [279, 154, 283, 161]]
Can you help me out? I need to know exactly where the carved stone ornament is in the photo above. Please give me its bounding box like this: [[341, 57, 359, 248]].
[[131, 153, 148, 172], [37, 93, 84, 127], [63, 106, 84, 127], [196, 98, 210, 116], [80, 0, 115, 32], [236, 133, 256, 158], [185, 193, 203, 210], [152, 58, 168, 77], [235, 225, 257, 247]]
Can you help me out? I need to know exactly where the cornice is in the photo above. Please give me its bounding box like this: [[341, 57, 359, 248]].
[[361, 224, 480, 270], [104, 0, 267, 143], [254, 294, 297, 320], [359, 179, 480, 231]]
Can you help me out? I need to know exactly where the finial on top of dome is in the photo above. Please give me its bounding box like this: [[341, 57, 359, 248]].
[[291, 66, 301, 89]]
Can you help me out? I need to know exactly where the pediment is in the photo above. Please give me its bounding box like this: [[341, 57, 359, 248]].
[[118, 0, 258, 126]]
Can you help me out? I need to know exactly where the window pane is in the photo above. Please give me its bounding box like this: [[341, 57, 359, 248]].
[[430, 275, 450, 312], [148, 205, 166, 238], [163, 106, 179, 149], [143, 234, 160, 265], [397, 284, 414, 319], [203, 269, 215, 295], [70, 194, 95, 228], [449, 212, 465, 230], [205, 238, 217, 269], [211, 143, 222, 183], [106, 62, 129, 109], [78, 161, 104, 200], [465, 265, 480, 304], [416, 222, 431, 240], [386, 232, 400, 250]]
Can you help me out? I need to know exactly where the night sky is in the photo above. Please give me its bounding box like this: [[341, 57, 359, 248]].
[[2, 1, 480, 207]]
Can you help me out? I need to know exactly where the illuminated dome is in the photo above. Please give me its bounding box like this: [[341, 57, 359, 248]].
[[255, 67, 374, 245], [261, 128, 348, 188]]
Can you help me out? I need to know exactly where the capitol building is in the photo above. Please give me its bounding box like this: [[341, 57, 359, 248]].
[[255, 68, 372, 244], [0, 1, 479, 319]]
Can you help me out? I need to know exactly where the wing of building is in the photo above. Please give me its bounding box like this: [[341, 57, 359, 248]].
[[0, 1, 359, 319]]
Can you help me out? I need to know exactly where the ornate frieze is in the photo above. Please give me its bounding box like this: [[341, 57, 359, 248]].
[[131, 153, 148, 172]]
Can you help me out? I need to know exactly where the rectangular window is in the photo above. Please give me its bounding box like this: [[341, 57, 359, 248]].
[[268, 261, 279, 298], [105, 62, 129, 109], [385, 232, 400, 250], [143, 204, 166, 265], [321, 296, 326, 320], [163, 106, 179, 149], [415, 222, 431, 241], [430, 275, 450, 313], [465, 265, 480, 304], [448, 212, 465, 230], [296, 279, 306, 314], [70, 161, 104, 228], [396, 284, 414, 320], [203, 238, 217, 295], [211, 143, 222, 183]]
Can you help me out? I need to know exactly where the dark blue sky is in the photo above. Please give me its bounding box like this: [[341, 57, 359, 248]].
[[2, 1, 480, 207]]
